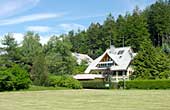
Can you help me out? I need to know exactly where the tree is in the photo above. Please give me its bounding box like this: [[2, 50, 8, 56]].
[[0, 33, 21, 67], [86, 23, 103, 58], [145, 0, 170, 47], [131, 40, 170, 79], [125, 7, 150, 52], [102, 14, 117, 48], [31, 54, 48, 86], [44, 36, 76, 75], [20, 31, 42, 72], [116, 15, 127, 47], [73, 60, 88, 74], [68, 30, 88, 54]]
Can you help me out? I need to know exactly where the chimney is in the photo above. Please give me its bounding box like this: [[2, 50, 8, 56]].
[[110, 45, 115, 53]]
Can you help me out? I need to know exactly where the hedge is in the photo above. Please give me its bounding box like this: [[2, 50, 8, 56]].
[[118, 80, 170, 89], [47, 75, 82, 89], [80, 80, 116, 89]]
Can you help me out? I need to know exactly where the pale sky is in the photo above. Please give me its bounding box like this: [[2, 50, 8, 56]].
[[0, 0, 157, 45]]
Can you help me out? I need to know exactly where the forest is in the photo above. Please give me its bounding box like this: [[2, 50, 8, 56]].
[[0, 0, 170, 90]]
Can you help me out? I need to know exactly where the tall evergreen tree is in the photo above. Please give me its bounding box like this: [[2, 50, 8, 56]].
[[0, 33, 21, 67], [31, 54, 48, 86], [125, 7, 150, 52], [132, 40, 170, 79], [85, 22, 103, 58], [145, 0, 170, 47], [116, 15, 127, 47], [102, 14, 117, 48], [20, 31, 42, 71]]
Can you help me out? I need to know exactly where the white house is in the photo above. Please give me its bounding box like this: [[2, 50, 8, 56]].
[[74, 45, 137, 82]]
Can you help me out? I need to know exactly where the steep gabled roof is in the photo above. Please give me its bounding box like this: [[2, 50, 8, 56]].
[[84, 46, 136, 73]]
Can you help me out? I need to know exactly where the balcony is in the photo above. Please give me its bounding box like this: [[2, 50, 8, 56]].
[[97, 61, 113, 68]]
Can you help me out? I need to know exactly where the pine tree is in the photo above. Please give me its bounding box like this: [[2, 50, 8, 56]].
[[132, 40, 170, 79], [125, 7, 150, 52], [31, 54, 48, 86], [145, 0, 170, 47]]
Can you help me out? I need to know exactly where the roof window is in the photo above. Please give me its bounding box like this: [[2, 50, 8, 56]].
[[117, 50, 124, 55]]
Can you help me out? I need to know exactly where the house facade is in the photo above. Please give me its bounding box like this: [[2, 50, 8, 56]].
[[74, 45, 137, 82]]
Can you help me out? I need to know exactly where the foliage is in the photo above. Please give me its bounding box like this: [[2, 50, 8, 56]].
[[163, 43, 170, 53], [124, 7, 150, 52], [20, 31, 43, 72], [0, 33, 21, 67], [67, 8, 150, 58], [30, 54, 48, 86], [47, 75, 82, 89], [8, 65, 31, 90], [44, 36, 76, 75], [80, 79, 115, 89], [118, 79, 170, 89], [131, 40, 170, 79], [0, 71, 14, 91], [73, 60, 88, 74], [145, 0, 170, 47], [0, 65, 31, 91]]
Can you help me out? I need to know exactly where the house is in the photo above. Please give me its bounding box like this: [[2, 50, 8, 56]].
[[74, 45, 137, 82], [72, 53, 93, 65]]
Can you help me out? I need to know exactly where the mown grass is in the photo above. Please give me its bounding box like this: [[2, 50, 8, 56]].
[[0, 90, 170, 110], [23, 85, 69, 91]]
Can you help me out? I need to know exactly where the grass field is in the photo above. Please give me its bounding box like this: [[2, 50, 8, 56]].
[[0, 90, 170, 110]]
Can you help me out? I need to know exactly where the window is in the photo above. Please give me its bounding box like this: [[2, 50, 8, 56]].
[[111, 71, 116, 76], [118, 71, 123, 76], [117, 50, 124, 55], [97, 63, 113, 68]]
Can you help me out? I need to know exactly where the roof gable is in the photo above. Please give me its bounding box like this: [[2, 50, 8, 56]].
[[100, 53, 113, 62]]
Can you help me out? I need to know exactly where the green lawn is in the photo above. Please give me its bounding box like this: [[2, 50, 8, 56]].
[[0, 90, 170, 110]]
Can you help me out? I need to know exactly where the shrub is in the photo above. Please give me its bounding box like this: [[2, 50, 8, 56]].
[[47, 75, 61, 87], [0, 71, 14, 91], [80, 79, 115, 89], [47, 75, 82, 89], [118, 80, 170, 89], [0, 65, 31, 91], [9, 65, 31, 90]]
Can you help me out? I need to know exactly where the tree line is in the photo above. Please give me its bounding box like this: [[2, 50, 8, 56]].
[[66, 0, 170, 58]]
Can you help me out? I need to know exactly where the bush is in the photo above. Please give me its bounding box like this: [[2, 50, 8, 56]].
[[81, 79, 115, 89], [47, 75, 82, 89], [118, 80, 170, 89], [0, 71, 14, 91], [0, 65, 31, 91], [9, 65, 31, 90]]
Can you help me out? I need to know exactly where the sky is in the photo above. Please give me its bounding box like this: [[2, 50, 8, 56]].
[[0, 0, 157, 45]]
